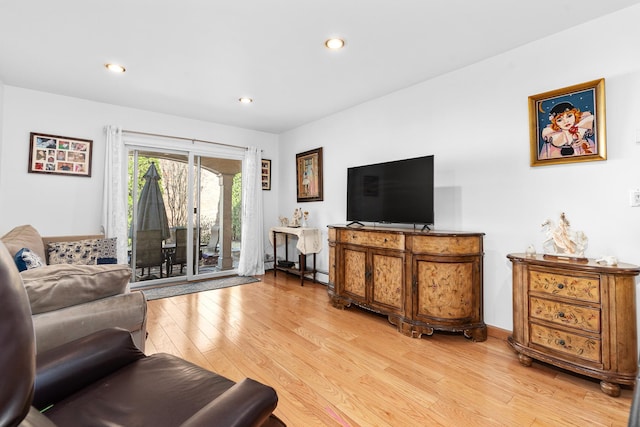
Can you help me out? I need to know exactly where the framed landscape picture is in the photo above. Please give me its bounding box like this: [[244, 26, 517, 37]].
[[529, 78, 606, 167], [296, 147, 323, 202], [261, 158, 271, 190], [28, 132, 93, 177]]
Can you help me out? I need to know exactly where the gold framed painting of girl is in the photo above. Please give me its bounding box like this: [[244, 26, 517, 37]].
[[529, 78, 606, 166]]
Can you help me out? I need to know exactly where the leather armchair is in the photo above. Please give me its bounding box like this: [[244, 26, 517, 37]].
[[0, 242, 285, 427]]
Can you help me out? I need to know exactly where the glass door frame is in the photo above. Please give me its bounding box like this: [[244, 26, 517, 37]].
[[124, 133, 245, 289]]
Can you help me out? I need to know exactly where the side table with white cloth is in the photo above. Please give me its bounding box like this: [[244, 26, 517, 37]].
[[269, 226, 322, 286]]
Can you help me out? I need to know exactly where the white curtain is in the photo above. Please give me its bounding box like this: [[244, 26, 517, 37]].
[[101, 125, 128, 264], [237, 147, 264, 276]]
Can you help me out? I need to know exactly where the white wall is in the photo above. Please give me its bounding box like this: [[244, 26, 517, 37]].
[[278, 6, 640, 332], [0, 80, 4, 186], [0, 86, 280, 258]]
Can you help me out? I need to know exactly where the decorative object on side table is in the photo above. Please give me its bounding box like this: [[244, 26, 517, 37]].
[[525, 244, 536, 257], [278, 216, 289, 227], [28, 132, 93, 177], [290, 208, 302, 227], [595, 255, 618, 266], [540, 212, 588, 261]]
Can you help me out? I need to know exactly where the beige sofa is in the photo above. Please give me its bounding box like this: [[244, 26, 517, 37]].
[[0, 225, 147, 353]]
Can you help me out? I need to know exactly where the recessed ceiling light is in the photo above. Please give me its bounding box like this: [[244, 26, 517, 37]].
[[239, 97, 253, 104], [325, 38, 345, 50], [105, 63, 126, 73]]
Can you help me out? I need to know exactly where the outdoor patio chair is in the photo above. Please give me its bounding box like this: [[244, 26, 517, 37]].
[[135, 229, 164, 278], [169, 227, 200, 275], [202, 224, 220, 267]]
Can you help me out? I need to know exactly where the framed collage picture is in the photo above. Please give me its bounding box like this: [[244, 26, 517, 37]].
[[261, 158, 271, 190], [28, 132, 93, 177]]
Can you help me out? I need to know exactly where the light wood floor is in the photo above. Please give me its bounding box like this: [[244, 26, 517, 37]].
[[145, 273, 634, 427]]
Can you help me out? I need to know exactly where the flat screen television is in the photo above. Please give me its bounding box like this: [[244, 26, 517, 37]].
[[346, 155, 434, 227]]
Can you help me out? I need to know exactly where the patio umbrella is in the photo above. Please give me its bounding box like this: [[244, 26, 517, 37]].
[[136, 162, 171, 239]]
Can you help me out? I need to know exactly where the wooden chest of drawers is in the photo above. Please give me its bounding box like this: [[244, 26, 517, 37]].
[[507, 253, 639, 396]]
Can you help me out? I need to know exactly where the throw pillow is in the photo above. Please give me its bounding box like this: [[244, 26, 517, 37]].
[[14, 248, 44, 272], [20, 263, 132, 314], [47, 239, 98, 265], [47, 237, 118, 265], [0, 225, 46, 262], [96, 237, 118, 264]]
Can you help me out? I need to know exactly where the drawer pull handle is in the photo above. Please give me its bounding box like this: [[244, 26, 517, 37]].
[[558, 312, 565, 318], [556, 283, 565, 289], [558, 339, 566, 346]]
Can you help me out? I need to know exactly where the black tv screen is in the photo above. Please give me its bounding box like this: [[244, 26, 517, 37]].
[[347, 155, 434, 225]]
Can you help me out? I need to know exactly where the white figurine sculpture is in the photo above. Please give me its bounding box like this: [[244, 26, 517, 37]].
[[541, 212, 588, 257], [291, 208, 302, 227]]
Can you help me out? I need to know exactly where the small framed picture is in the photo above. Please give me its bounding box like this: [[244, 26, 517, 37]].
[[296, 147, 323, 202], [261, 159, 271, 190], [529, 79, 606, 167], [28, 132, 93, 177]]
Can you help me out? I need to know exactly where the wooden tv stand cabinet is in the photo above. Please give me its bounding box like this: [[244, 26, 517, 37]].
[[327, 225, 486, 341]]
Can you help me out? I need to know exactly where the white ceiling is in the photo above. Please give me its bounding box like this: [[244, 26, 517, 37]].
[[0, 1, 637, 134]]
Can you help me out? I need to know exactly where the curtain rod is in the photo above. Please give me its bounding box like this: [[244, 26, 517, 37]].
[[122, 129, 248, 151]]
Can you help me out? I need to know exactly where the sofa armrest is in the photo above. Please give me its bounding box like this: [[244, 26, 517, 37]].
[[180, 378, 279, 427], [32, 291, 147, 353], [33, 328, 145, 410], [22, 263, 132, 314]]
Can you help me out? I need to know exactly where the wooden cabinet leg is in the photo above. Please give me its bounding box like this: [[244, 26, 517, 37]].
[[463, 326, 487, 342], [517, 353, 533, 367], [272, 230, 277, 277], [600, 381, 621, 397], [330, 295, 350, 309]]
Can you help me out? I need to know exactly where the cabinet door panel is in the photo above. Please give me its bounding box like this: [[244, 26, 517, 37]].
[[343, 247, 366, 299], [372, 252, 404, 310], [415, 259, 474, 321]]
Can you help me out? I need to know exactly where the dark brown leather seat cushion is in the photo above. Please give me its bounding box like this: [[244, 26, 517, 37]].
[[44, 354, 248, 426]]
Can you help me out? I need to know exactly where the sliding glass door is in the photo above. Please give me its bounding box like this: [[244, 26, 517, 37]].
[[126, 139, 243, 287]]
